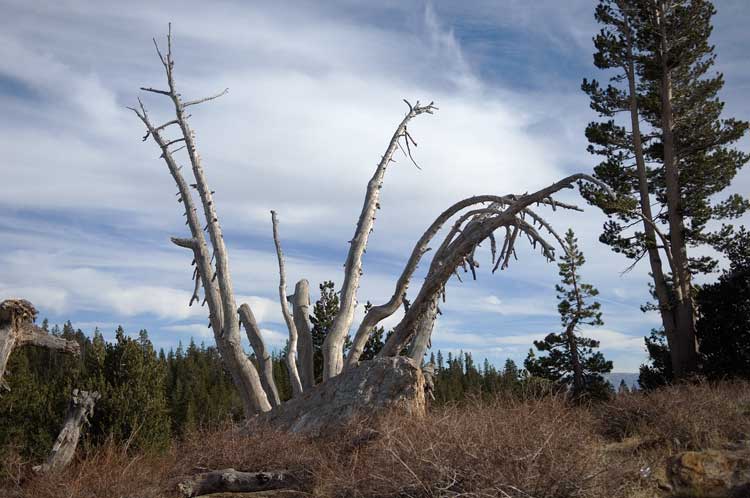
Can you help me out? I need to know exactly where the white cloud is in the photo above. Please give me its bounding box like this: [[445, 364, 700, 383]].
[[0, 0, 746, 372]]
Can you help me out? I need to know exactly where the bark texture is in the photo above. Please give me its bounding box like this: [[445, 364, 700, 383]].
[[178, 469, 302, 497], [259, 356, 425, 436], [34, 389, 100, 473], [0, 299, 80, 391]]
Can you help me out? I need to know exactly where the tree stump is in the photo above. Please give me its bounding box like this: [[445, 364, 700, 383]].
[[258, 356, 426, 436], [0, 299, 80, 391]]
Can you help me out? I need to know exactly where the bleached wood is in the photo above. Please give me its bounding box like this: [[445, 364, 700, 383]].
[[380, 174, 610, 356], [271, 211, 303, 397], [178, 468, 301, 497], [130, 26, 271, 415], [238, 303, 281, 407], [291, 279, 314, 389], [322, 101, 437, 380], [34, 389, 100, 473], [0, 299, 80, 392]]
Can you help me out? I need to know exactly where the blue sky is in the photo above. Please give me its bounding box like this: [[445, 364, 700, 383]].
[[1, 0, 748, 372]]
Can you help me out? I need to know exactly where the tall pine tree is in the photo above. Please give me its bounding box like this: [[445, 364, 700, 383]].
[[582, 0, 748, 378]]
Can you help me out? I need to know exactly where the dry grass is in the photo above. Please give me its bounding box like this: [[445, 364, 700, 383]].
[[6, 382, 750, 498]]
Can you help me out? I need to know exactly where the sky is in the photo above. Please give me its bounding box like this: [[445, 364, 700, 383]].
[[1, 0, 748, 373]]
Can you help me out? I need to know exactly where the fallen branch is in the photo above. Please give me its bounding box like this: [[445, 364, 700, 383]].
[[177, 468, 303, 497]]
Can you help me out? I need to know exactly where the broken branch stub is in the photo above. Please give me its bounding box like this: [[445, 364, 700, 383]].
[[1, 299, 80, 392]]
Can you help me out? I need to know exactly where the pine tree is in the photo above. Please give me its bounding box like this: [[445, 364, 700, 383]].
[[582, 0, 749, 378], [695, 227, 750, 379], [525, 229, 612, 398], [359, 301, 386, 361], [99, 327, 171, 451]]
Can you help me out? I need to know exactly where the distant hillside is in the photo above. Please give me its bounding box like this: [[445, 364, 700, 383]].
[[606, 372, 640, 390]]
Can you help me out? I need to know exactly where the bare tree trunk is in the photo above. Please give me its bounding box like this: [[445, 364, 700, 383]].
[[407, 295, 438, 363], [178, 469, 302, 497], [292, 279, 315, 389], [655, 0, 698, 378], [130, 27, 271, 415], [0, 299, 80, 391], [239, 304, 281, 407], [34, 389, 100, 473], [322, 101, 437, 380], [271, 211, 304, 397]]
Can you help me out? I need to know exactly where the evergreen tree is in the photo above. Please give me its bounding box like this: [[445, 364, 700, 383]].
[[695, 227, 750, 379], [525, 229, 612, 398], [359, 302, 386, 361], [583, 0, 749, 378], [97, 327, 171, 451]]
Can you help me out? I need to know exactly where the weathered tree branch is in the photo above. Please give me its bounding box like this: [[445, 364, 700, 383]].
[[34, 389, 100, 473], [346, 196, 514, 369], [291, 279, 315, 389], [271, 211, 303, 397], [322, 101, 437, 380], [380, 174, 610, 356], [131, 26, 271, 415], [238, 304, 280, 408], [177, 468, 302, 497]]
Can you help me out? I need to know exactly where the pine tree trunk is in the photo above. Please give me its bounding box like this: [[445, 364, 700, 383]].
[[622, 11, 680, 366], [656, 0, 699, 378], [565, 321, 584, 394]]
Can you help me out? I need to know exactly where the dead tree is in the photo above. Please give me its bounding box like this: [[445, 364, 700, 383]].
[[131, 27, 611, 426], [34, 389, 100, 473], [0, 299, 79, 392]]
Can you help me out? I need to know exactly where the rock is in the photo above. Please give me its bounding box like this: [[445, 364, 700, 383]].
[[257, 356, 425, 436], [668, 448, 750, 497]]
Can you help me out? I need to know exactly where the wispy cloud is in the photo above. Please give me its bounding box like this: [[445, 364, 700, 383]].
[[1, 0, 747, 373]]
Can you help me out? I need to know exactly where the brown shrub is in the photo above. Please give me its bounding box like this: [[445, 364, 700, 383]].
[[6, 381, 750, 498], [596, 381, 750, 450]]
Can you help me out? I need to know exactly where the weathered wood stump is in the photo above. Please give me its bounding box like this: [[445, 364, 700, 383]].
[[34, 389, 101, 473], [258, 356, 426, 436], [0, 299, 80, 391]]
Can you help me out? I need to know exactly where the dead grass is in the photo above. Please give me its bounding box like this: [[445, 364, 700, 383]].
[[6, 381, 750, 498]]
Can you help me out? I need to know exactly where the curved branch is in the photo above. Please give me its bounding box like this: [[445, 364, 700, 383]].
[[379, 174, 605, 357]]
